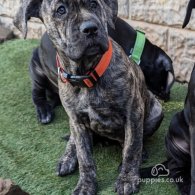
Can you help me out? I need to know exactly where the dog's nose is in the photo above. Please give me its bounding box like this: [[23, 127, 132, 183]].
[[80, 21, 98, 36]]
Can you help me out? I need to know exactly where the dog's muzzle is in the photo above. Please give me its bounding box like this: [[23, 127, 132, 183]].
[[80, 21, 98, 37]]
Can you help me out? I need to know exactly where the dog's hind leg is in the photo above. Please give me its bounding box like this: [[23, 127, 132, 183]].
[[168, 158, 191, 195], [166, 130, 191, 195], [46, 89, 61, 109], [142, 93, 163, 161], [57, 131, 78, 176], [144, 94, 164, 139], [29, 48, 54, 124]]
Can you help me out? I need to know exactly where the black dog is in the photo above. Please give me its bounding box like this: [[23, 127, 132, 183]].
[[164, 1, 195, 194], [140, 2, 195, 194], [29, 17, 174, 124], [165, 66, 195, 195]]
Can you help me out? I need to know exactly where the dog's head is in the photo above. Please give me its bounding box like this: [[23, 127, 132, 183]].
[[183, 0, 195, 28], [143, 48, 174, 101], [14, 0, 118, 62]]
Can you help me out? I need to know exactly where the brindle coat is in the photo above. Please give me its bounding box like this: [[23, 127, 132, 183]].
[[29, 18, 173, 125], [14, 0, 163, 194]]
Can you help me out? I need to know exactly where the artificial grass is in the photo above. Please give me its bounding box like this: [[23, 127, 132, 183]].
[[0, 39, 187, 195]]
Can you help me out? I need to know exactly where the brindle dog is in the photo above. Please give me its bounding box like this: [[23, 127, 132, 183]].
[[14, 0, 163, 194], [29, 19, 174, 124], [29, 19, 174, 125]]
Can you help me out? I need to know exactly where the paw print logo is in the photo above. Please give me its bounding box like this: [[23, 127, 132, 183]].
[[151, 164, 170, 177]]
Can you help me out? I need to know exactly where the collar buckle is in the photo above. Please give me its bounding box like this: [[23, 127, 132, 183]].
[[58, 67, 60, 76]]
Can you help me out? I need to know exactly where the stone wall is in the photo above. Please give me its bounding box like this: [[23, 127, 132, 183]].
[[0, 0, 195, 82], [0, 0, 45, 38]]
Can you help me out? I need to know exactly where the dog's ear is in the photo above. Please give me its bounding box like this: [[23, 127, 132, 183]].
[[165, 71, 174, 94], [156, 51, 175, 94], [13, 0, 43, 38], [183, 0, 195, 28], [102, 0, 118, 28], [163, 58, 175, 94]]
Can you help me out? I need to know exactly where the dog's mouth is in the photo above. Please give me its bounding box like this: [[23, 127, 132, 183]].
[[158, 91, 170, 101], [84, 45, 102, 56], [83, 41, 108, 57], [75, 39, 109, 74], [150, 88, 170, 101]]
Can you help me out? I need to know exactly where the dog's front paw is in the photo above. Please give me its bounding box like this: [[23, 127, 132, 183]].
[[73, 178, 97, 195], [36, 103, 54, 124], [57, 154, 77, 176], [115, 173, 140, 195]]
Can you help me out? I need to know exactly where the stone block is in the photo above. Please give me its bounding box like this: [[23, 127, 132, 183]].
[[168, 28, 195, 82], [126, 19, 168, 51], [0, 0, 20, 18], [118, 0, 129, 18], [0, 25, 14, 43], [130, 0, 195, 30], [0, 16, 45, 39]]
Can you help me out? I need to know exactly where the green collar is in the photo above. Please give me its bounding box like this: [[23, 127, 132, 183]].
[[130, 30, 146, 65]]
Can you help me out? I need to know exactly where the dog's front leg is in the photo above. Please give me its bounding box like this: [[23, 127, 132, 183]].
[[57, 125, 78, 176], [70, 118, 97, 195], [115, 102, 144, 195]]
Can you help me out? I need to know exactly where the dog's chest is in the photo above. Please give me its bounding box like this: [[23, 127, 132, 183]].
[[90, 103, 125, 132], [61, 84, 128, 138], [79, 103, 126, 141]]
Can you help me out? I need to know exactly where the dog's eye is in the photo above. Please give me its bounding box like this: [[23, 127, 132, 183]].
[[57, 5, 66, 16], [90, 1, 98, 9]]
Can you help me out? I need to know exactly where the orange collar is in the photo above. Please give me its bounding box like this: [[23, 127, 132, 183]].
[[56, 39, 113, 88]]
